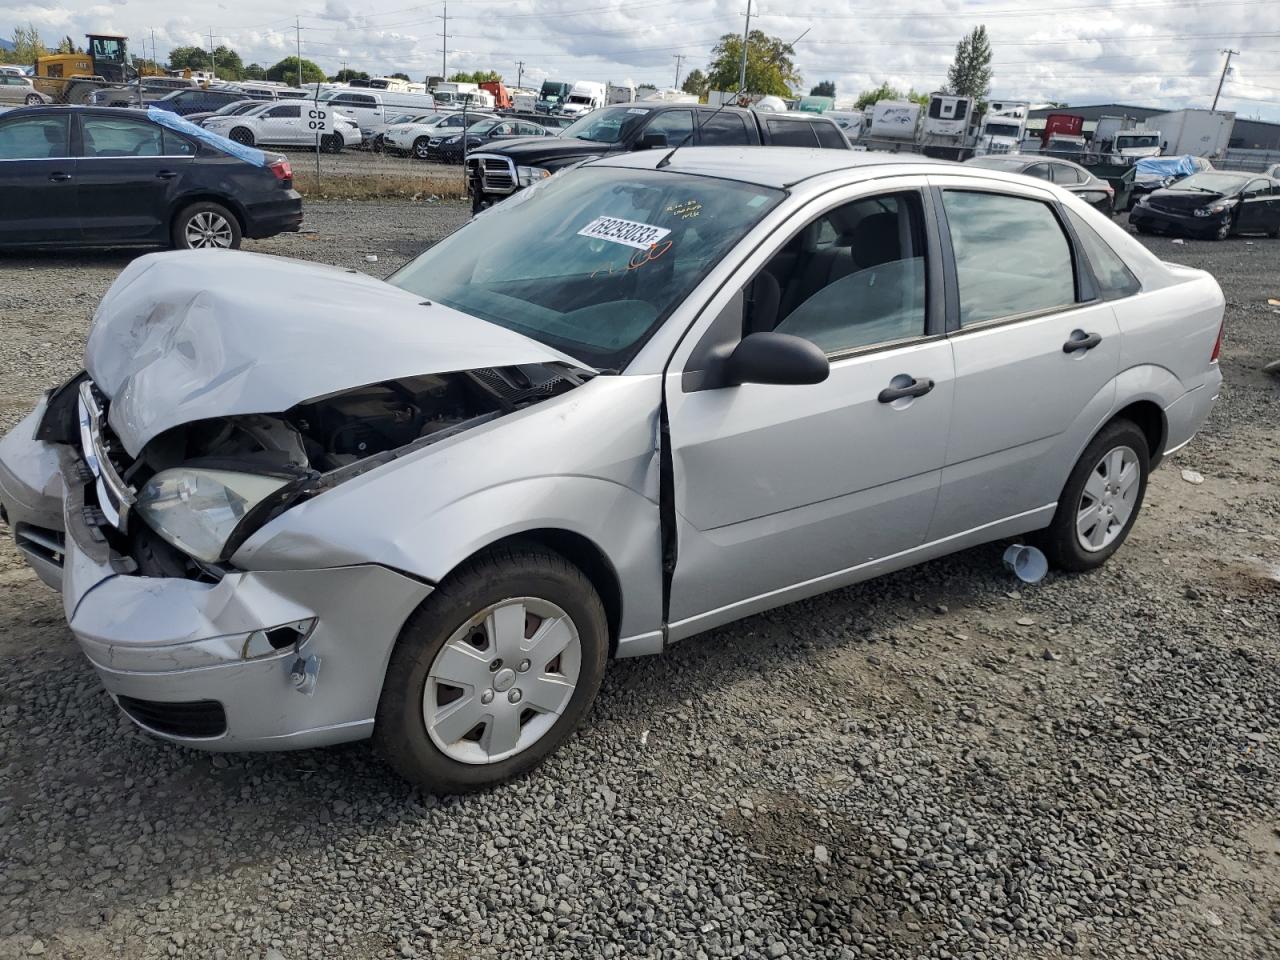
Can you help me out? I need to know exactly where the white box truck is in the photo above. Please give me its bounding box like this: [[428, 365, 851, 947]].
[[1144, 108, 1235, 158]]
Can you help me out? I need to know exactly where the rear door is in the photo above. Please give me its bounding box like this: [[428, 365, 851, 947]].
[[695, 111, 756, 146], [77, 114, 193, 244], [0, 112, 78, 244], [927, 176, 1121, 539]]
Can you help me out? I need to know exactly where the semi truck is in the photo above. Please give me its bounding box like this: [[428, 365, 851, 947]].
[[973, 101, 1029, 156]]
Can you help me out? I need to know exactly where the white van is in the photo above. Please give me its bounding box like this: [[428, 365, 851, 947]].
[[318, 88, 438, 140], [559, 81, 605, 117]]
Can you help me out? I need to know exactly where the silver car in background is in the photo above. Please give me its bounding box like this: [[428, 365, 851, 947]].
[[0, 149, 1223, 792], [0, 73, 50, 106]]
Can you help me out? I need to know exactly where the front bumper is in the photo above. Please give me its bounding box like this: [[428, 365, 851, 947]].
[[1129, 204, 1227, 238], [0, 398, 432, 751]]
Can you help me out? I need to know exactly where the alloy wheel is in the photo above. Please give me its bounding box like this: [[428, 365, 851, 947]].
[[423, 597, 581, 765], [230, 128, 253, 146], [1076, 445, 1140, 552], [25, 94, 41, 105], [184, 211, 234, 249]]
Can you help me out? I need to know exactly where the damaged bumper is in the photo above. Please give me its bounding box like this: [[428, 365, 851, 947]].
[[0, 403, 433, 751]]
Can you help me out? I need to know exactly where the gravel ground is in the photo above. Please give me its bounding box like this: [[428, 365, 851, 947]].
[[0, 205, 1277, 960]]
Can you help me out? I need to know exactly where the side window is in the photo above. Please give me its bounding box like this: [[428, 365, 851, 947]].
[[1050, 163, 1083, 185], [767, 119, 819, 147], [813, 123, 846, 149], [699, 113, 752, 146], [162, 130, 196, 156], [354, 95, 377, 107], [746, 191, 929, 355], [1243, 179, 1269, 197], [942, 191, 1076, 327], [644, 110, 694, 145], [81, 116, 164, 158], [0, 115, 70, 159], [1023, 163, 1052, 181], [272, 105, 300, 119], [1064, 209, 1141, 301]]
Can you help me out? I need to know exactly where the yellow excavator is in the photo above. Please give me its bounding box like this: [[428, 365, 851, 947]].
[[31, 33, 176, 104]]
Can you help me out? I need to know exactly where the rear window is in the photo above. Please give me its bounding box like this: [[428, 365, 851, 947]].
[[766, 119, 819, 147], [699, 112, 752, 146], [1065, 209, 1140, 300]]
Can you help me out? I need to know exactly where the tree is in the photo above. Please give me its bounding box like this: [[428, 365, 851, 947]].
[[266, 56, 325, 85], [168, 46, 210, 71], [945, 25, 992, 100], [810, 80, 835, 98], [57, 35, 81, 54], [243, 63, 266, 80], [330, 68, 369, 82], [212, 45, 245, 80], [448, 70, 502, 84], [389, 71, 410, 81], [11, 24, 47, 63], [681, 68, 709, 98], [855, 83, 901, 110], [706, 30, 799, 96]]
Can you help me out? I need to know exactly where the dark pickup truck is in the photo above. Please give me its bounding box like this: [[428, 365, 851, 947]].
[[465, 103, 850, 212]]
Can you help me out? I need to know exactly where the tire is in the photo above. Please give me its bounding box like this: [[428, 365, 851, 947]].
[[171, 201, 242, 250], [471, 191, 486, 215], [1134, 223, 1153, 235], [24, 93, 42, 106], [1267, 223, 1279, 239], [229, 126, 255, 147], [1037, 419, 1150, 573], [374, 544, 609, 793], [1214, 217, 1232, 241], [321, 133, 343, 154], [413, 137, 431, 160]]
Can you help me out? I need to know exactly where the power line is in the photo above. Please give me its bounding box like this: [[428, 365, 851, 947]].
[[1212, 48, 1239, 110], [755, 0, 1274, 20]]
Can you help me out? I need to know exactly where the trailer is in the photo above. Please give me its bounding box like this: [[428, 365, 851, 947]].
[[1144, 109, 1235, 158], [919, 93, 974, 160]]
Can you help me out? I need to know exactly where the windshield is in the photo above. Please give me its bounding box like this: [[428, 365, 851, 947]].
[[561, 106, 649, 144], [388, 168, 784, 369], [983, 122, 1020, 138], [1168, 172, 1249, 194], [1117, 134, 1159, 148]]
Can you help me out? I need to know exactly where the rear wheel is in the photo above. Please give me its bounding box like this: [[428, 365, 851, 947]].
[[374, 544, 608, 793], [229, 126, 255, 147], [171, 201, 242, 250], [1037, 419, 1150, 572], [321, 133, 343, 154], [413, 137, 431, 160]]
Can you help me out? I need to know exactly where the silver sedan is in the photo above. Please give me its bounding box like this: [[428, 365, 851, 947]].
[[0, 148, 1224, 792], [0, 74, 50, 106]]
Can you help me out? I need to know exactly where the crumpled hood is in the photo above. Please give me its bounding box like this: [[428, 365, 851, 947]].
[[86, 250, 575, 456]]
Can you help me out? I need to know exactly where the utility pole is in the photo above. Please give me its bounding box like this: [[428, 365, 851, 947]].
[[672, 54, 685, 91], [437, 1, 449, 80], [1211, 48, 1238, 112], [738, 0, 752, 92], [295, 17, 303, 87], [150, 28, 156, 72], [516, 59, 525, 89], [208, 28, 217, 80]]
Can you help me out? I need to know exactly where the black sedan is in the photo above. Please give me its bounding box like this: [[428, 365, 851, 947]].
[[426, 116, 554, 164], [963, 154, 1115, 214], [1130, 171, 1280, 241], [0, 106, 302, 250]]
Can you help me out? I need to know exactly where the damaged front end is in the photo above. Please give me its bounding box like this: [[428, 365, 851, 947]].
[[41, 361, 585, 583]]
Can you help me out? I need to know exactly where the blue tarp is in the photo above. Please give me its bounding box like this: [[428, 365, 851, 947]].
[[146, 106, 268, 167], [1134, 155, 1198, 179]]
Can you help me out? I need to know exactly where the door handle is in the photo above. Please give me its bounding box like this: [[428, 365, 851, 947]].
[[48, 171, 72, 182], [878, 377, 935, 403], [156, 170, 178, 180], [1063, 330, 1103, 353]]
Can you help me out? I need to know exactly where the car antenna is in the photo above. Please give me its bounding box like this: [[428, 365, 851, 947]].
[[655, 84, 747, 170]]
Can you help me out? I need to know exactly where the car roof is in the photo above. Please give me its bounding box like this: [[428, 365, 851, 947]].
[[593, 146, 950, 188]]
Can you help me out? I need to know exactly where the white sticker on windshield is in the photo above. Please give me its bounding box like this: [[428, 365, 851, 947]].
[[578, 215, 672, 251], [626, 108, 650, 115]]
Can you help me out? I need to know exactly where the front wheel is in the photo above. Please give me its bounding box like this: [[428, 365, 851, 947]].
[[1037, 419, 1150, 572], [24, 93, 42, 105], [413, 137, 431, 160], [229, 126, 255, 147], [171, 201, 242, 250], [375, 544, 609, 793], [1214, 218, 1232, 241]]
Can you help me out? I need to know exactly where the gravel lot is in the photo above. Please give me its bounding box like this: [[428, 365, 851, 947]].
[[0, 203, 1277, 960]]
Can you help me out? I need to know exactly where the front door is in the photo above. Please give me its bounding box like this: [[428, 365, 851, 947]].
[[665, 182, 954, 638], [1237, 178, 1278, 234], [256, 102, 304, 145], [0, 113, 78, 244], [926, 179, 1121, 540], [76, 114, 191, 244]]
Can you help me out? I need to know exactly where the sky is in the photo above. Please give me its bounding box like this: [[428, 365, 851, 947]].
[[4, 0, 1279, 122]]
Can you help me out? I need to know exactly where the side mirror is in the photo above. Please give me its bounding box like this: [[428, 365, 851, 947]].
[[636, 131, 668, 150], [721, 332, 829, 387]]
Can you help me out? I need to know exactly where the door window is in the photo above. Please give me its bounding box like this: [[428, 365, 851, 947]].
[[813, 123, 846, 149], [766, 119, 820, 146], [747, 191, 929, 354], [1063, 209, 1140, 300], [698, 113, 752, 146], [1050, 163, 1084, 184], [1023, 163, 1052, 181], [644, 110, 694, 146], [82, 116, 164, 157], [0, 115, 70, 158], [1243, 179, 1270, 197], [162, 130, 196, 156], [942, 190, 1076, 326], [264, 104, 301, 119]]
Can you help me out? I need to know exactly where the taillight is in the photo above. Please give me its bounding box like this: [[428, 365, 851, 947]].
[[1211, 320, 1224, 363], [269, 158, 292, 183]]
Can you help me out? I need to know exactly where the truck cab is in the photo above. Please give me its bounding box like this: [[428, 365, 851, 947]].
[[559, 81, 605, 118], [1114, 130, 1162, 160]]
